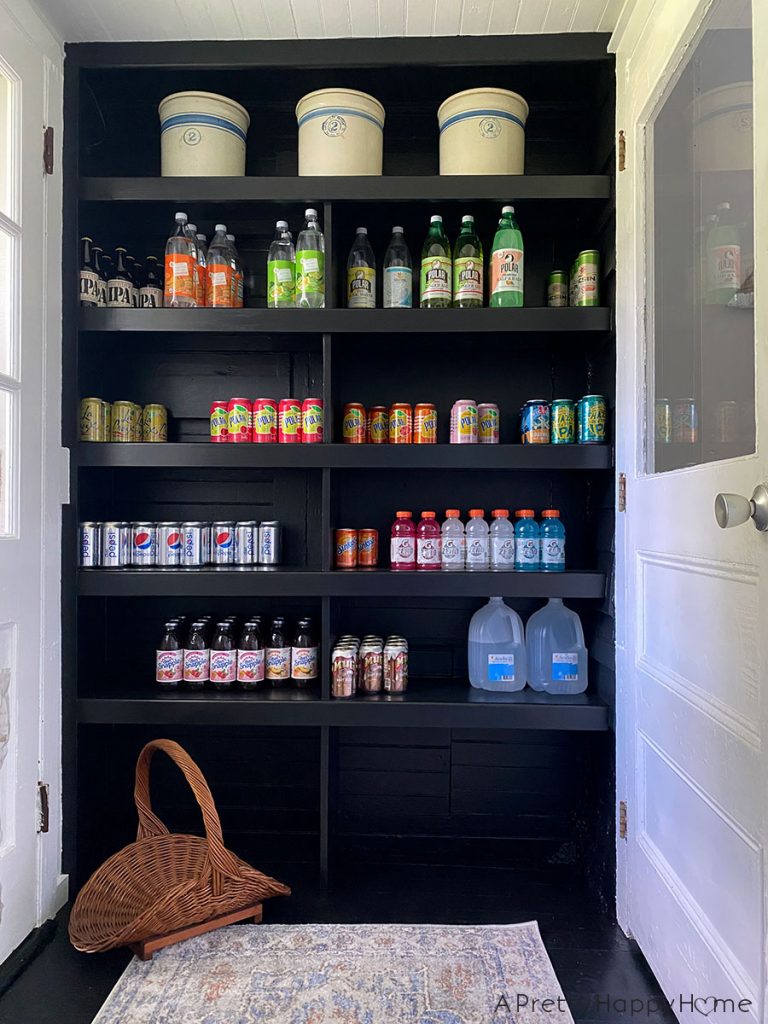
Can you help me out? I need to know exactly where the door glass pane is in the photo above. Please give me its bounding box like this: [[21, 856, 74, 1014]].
[[648, 0, 754, 473], [0, 227, 14, 377], [0, 70, 12, 219], [0, 388, 11, 535]]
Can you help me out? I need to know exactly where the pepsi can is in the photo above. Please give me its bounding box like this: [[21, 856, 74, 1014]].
[[234, 521, 256, 565], [79, 522, 101, 567], [130, 522, 156, 566], [101, 521, 129, 568], [258, 521, 282, 565], [181, 522, 210, 567], [211, 521, 235, 565], [156, 522, 182, 567]]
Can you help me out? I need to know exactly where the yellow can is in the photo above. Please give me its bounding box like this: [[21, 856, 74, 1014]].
[[111, 400, 136, 442], [80, 398, 105, 442], [142, 404, 168, 443]]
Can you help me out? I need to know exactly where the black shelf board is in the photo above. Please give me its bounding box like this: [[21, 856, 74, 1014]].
[[76, 678, 609, 731], [79, 175, 612, 203], [75, 442, 613, 470], [78, 307, 612, 334], [77, 568, 605, 599]]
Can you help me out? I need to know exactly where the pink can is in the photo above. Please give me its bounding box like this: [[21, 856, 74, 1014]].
[[450, 399, 478, 444]]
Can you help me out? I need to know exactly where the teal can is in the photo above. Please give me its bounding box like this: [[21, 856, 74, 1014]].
[[551, 399, 576, 444], [578, 394, 607, 444]]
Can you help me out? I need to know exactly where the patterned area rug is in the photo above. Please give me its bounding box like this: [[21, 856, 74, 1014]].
[[92, 922, 574, 1024]]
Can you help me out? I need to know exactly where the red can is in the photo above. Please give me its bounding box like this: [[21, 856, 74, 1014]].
[[343, 403, 366, 444], [227, 398, 252, 443], [335, 528, 358, 569], [357, 528, 379, 568], [302, 398, 324, 443], [210, 400, 228, 443], [252, 397, 277, 443], [278, 399, 302, 443], [367, 406, 388, 444], [389, 403, 413, 444], [414, 403, 438, 444]]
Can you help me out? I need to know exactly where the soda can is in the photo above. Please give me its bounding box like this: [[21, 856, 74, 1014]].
[[715, 400, 739, 444], [182, 521, 210, 566], [100, 521, 129, 568], [335, 528, 358, 569], [578, 395, 607, 444], [130, 402, 143, 441], [211, 521, 235, 564], [252, 398, 277, 443], [331, 645, 357, 698], [389, 403, 413, 444], [450, 399, 478, 444], [367, 406, 388, 444], [654, 398, 672, 444], [156, 522, 182, 566], [227, 398, 252, 443], [278, 399, 302, 443], [80, 398, 104, 442], [142, 404, 168, 443], [574, 250, 600, 307], [672, 398, 698, 445], [79, 522, 101, 567], [547, 270, 569, 308], [258, 521, 282, 565], [210, 400, 228, 442], [111, 400, 136, 442], [521, 400, 550, 444], [234, 521, 256, 564], [383, 638, 409, 694], [101, 401, 112, 441], [478, 403, 500, 444], [302, 398, 324, 443], [358, 528, 378, 568], [550, 399, 576, 445], [358, 640, 383, 694], [130, 522, 157, 566], [413, 403, 437, 444], [342, 402, 366, 444]]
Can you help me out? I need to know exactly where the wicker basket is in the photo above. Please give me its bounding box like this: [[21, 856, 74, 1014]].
[[69, 739, 291, 953]]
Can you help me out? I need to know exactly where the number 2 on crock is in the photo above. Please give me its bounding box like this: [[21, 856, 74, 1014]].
[[296, 250, 325, 299], [491, 248, 524, 296]]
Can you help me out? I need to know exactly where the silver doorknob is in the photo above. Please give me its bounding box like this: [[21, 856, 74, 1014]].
[[715, 483, 768, 531]]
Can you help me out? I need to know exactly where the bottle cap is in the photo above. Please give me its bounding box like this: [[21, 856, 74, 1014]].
[[492, 509, 509, 517], [215, 223, 227, 232], [395, 511, 412, 519], [393, 226, 404, 233], [305, 208, 318, 217], [445, 509, 460, 518], [542, 509, 560, 518], [462, 214, 474, 222], [276, 220, 288, 229], [188, 223, 197, 233], [175, 212, 187, 221], [515, 509, 535, 518], [469, 509, 484, 517], [81, 235, 93, 241], [356, 227, 367, 234], [501, 205, 515, 214], [430, 215, 442, 223], [420, 511, 436, 519]]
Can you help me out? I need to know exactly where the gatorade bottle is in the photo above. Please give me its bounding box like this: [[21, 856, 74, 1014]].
[[164, 212, 196, 308], [206, 224, 233, 307], [540, 509, 566, 572], [441, 509, 465, 571], [490, 509, 515, 571], [490, 205, 524, 307], [514, 510, 540, 571], [416, 511, 441, 571], [465, 509, 490, 571], [390, 511, 416, 571]]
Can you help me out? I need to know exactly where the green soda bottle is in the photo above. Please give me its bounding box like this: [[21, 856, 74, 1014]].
[[453, 215, 483, 308], [706, 201, 741, 305], [266, 220, 295, 308], [420, 215, 452, 308], [489, 205, 524, 308]]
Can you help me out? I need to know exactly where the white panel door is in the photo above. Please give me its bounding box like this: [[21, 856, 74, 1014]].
[[614, 0, 767, 1019]]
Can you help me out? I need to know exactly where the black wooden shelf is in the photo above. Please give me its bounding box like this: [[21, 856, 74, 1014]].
[[79, 175, 612, 203], [78, 307, 612, 334], [77, 568, 605, 599], [76, 679, 609, 731], [75, 442, 613, 470]]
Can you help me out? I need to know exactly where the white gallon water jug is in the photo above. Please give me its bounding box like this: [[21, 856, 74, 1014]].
[[296, 89, 385, 176], [438, 88, 528, 175], [525, 598, 588, 694], [468, 596, 526, 692], [159, 92, 250, 176]]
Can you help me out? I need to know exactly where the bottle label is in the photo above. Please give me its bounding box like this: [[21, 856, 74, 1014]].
[[291, 646, 318, 680], [420, 256, 452, 302], [417, 537, 440, 565], [183, 648, 209, 682], [210, 649, 236, 684], [194, 264, 206, 306], [296, 249, 325, 299], [541, 538, 565, 566], [347, 267, 376, 308], [441, 536, 463, 566], [466, 537, 489, 565], [390, 536, 415, 565], [79, 269, 100, 306], [491, 537, 515, 566], [708, 244, 741, 292], [383, 266, 412, 308], [97, 279, 107, 307], [107, 278, 135, 308], [266, 646, 291, 679], [488, 653, 515, 682], [164, 253, 196, 304], [490, 248, 524, 296], [139, 286, 163, 308], [156, 649, 182, 683], [237, 648, 265, 684], [516, 537, 539, 565], [268, 259, 295, 306], [552, 653, 579, 682], [453, 257, 483, 302], [206, 264, 233, 307]]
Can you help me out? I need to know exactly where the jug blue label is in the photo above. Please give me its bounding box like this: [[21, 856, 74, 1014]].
[[552, 653, 579, 682], [488, 654, 515, 682]]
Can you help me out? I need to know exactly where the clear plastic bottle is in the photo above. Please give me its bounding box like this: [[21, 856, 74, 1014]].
[[195, 233, 208, 307], [490, 205, 524, 307], [296, 208, 325, 308], [347, 227, 376, 309], [383, 226, 412, 308], [390, 511, 416, 571], [465, 509, 490, 571], [453, 214, 483, 308], [540, 509, 566, 572], [468, 596, 526, 692], [185, 222, 203, 307], [416, 511, 441, 570], [490, 508, 515, 571], [525, 598, 588, 694], [227, 233, 244, 307], [441, 509, 465, 571], [420, 214, 452, 308], [206, 224, 233, 308], [706, 200, 741, 305], [267, 220, 295, 308], [514, 509, 540, 571]]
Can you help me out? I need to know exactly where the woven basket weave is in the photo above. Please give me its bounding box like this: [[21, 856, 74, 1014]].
[[69, 739, 291, 953]]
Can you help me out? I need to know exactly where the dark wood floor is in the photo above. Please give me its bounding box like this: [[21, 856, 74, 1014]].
[[0, 864, 674, 1024]]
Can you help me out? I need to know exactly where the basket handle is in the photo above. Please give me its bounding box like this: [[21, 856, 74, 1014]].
[[134, 739, 243, 894]]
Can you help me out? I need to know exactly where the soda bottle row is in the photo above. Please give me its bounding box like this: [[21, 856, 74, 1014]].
[[468, 597, 587, 694], [520, 396, 607, 445], [334, 528, 379, 569], [546, 251, 601, 308], [165, 214, 244, 308], [266, 210, 325, 308], [210, 397, 323, 443], [79, 398, 168, 443], [157, 614, 317, 691], [79, 236, 164, 308], [331, 635, 408, 699], [389, 509, 565, 572], [79, 520, 282, 568]]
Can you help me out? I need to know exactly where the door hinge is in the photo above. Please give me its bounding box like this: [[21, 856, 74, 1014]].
[[618, 473, 627, 512], [43, 126, 54, 174], [619, 799, 628, 840], [37, 781, 50, 833], [618, 130, 626, 171]]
